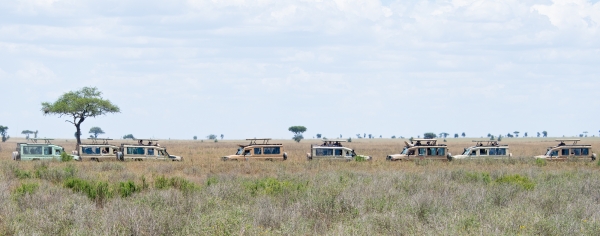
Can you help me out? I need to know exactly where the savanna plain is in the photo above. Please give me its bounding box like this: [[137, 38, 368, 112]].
[[1, 138, 600, 235]]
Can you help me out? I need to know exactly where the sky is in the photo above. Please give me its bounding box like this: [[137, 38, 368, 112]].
[[0, 0, 599, 140]]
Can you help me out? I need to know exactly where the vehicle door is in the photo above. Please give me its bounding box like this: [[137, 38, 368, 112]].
[[335, 148, 344, 159], [469, 149, 478, 157], [479, 148, 488, 158], [561, 148, 570, 158], [147, 147, 157, 160], [254, 147, 263, 160]]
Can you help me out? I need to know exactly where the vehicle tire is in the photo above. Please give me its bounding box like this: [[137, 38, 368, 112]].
[[283, 153, 288, 161]]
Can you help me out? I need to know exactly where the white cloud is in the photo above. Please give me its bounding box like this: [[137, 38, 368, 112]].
[[532, 0, 600, 30]]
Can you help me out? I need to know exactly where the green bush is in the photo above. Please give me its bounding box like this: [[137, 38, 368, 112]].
[[354, 155, 367, 162], [206, 176, 218, 186], [14, 169, 32, 179], [35, 164, 76, 183], [244, 177, 308, 196], [13, 182, 39, 197], [154, 175, 198, 192], [535, 158, 547, 167], [63, 178, 114, 206], [495, 174, 535, 190], [60, 152, 74, 162], [118, 180, 140, 198]]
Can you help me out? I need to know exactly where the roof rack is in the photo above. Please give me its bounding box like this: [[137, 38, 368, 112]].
[[29, 138, 54, 144], [321, 139, 347, 143], [134, 139, 159, 142], [556, 139, 580, 145], [247, 138, 271, 145], [87, 138, 114, 145], [412, 139, 437, 141]]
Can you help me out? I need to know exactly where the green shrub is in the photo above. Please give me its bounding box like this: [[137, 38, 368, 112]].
[[206, 176, 218, 186], [354, 155, 367, 162], [244, 177, 308, 196], [35, 164, 76, 183], [118, 180, 140, 198], [60, 152, 74, 162], [495, 174, 535, 190], [154, 175, 198, 192], [13, 182, 39, 197], [63, 178, 114, 207], [535, 158, 547, 167], [14, 169, 32, 179]]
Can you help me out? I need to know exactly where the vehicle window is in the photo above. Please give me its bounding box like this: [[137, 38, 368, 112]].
[[263, 147, 281, 155], [480, 149, 488, 155], [236, 148, 243, 155], [561, 149, 570, 156], [148, 148, 155, 155], [244, 149, 251, 156], [55, 149, 62, 155], [551, 150, 558, 156], [463, 149, 470, 155], [127, 147, 145, 155], [418, 148, 426, 156], [83, 147, 101, 155], [345, 151, 352, 157], [573, 149, 581, 156], [23, 146, 42, 155], [428, 148, 435, 155], [437, 148, 445, 156], [157, 150, 166, 156], [471, 150, 477, 156], [401, 148, 408, 155], [583, 148, 590, 155], [316, 149, 334, 156], [489, 148, 497, 155], [254, 148, 262, 155], [335, 149, 343, 156]]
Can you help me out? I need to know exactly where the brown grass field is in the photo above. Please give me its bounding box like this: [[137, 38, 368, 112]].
[[1, 137, 600, 235]]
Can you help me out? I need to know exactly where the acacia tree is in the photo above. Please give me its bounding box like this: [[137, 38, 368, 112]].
[[41, 87, 120, 145], [288, 126, 307, 143], [424, 132, 437, 139], [89, 127, 105, 138], [21, 130, 34, 139], [0, 125, 9, 142], [542, 131, 548, 137]]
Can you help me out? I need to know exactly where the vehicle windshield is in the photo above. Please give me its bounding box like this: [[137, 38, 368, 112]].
[[236, 147, 243, 155], [463, 148, 471, 155], [401, 147, 408, 155]]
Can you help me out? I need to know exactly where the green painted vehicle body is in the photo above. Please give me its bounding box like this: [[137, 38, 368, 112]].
[[15, 143, 80, 161]]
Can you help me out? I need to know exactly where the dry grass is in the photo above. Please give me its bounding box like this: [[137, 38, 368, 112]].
[[1, 137, 600, 235]]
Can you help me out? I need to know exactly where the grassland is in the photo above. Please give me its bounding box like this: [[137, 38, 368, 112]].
[[1, 138, 600, 235]]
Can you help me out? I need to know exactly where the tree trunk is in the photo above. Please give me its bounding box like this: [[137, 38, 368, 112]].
[[75, 124, 82, 145]]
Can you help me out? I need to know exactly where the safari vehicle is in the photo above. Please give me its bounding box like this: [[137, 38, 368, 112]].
[[12, 138, 80, 161], [386, 139, 450, 161], [450, 140, 512, 160], [120, 139, 183, 161], [222, 139, 288, 161], [535, 139, 596, 161], [75, 138, 121, 162], [306, 140, 372, 161]]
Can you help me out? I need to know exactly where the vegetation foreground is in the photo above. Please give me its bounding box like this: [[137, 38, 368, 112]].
[[1, 139, 600, 235]]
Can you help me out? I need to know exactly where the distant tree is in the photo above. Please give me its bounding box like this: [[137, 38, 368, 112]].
[[21, 130, 34, 139], [380, 135, 382, 138], [461, 132, 466, 138], [363, 133, 366, 138], [537, 132, 541, 138], [391, 135, 396, 139], [423, 132, 437, 139], [441, 133, 449, 138], [524, 132, 528, 138], [409, 137, 414, 142], [41, 87, 120, 145], [347, 137, 352, 142], [89, 127, 105, 138], [316, 134, 322, 139], [220, 134, 224, 140], [288, 126, 307, 143], [487, 133, 491, 138], [340, 134, 342, 138], [490, 135, 495, 141], [368, 134, 373, 139], [122, 134, 135, 139], [193, 136, 197, 140], [507, 134, 514, 138], [34, 130, 38, 138], [584, 131, 588, 137], [513, 131, 520, 137], [454, 133, 459, 138], [356, 134, 362, 139], [542, 131, 548, 137], [0, 125, 9, 142], [498, 135, 503, 141], [207, 134, 217, 140]]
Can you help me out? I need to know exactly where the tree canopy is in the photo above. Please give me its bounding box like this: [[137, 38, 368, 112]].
[[89, 127, 105, 138], [41, 87, 120, 145], [288, 126, 307, 143], [423, 132, 437, 139], [0, 125, 9, 142]]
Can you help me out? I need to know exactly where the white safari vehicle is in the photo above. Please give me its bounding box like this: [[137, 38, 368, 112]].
[[75, 138, 121, 162], [120, 139, 183, 161], [12, 138, 80, 161], [450, 140, 512, 160], [222, 139, 288, 161], [306, 140, 372, 161], [387, 139, 450, 161], [535, 139, 596, 161]]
